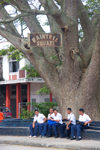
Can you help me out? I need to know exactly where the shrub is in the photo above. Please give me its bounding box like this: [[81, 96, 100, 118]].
[[36, 85, 50, 95], [32, 102, 58, 117], [20, 109, 34, 119], [20, 102, 58, 119]]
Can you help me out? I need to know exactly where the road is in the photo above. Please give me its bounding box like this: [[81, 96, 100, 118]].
[[0, 144, 66, 150]]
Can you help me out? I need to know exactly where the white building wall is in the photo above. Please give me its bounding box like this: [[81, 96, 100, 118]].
[[19, 58, 30, 69], [2, 56, 9, 80], [2, 55, 30, 81], [30, 83, 50, 103]]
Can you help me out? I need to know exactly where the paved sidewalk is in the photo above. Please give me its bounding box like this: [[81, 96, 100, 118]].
[[0, 136, 100, 150]]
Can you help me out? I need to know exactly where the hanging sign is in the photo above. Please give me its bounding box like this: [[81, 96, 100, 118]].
[[28, 33, 62, 47]]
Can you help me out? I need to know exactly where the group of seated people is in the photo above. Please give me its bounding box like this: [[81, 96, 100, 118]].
[[29, 107, 92, 140]]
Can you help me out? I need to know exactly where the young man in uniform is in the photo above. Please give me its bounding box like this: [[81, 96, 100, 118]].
[[59, 107, 76, 138], [48, 109, 63, 138], [47, 108, 55, 137], [66, 108, 76, 138], [71, 108, 92, 140], [47, 108, 54, 120], [29, 109, 47, 137]]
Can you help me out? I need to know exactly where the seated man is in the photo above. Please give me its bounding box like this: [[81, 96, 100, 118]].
[[59, 108, 76, 138], [48, 109, 63, 138], [47, 108, 55, 137], [48, 108, 54, 120], [66, 108, 76, 138], [71, 108, 92, 140], [29, 109, 47, 137]]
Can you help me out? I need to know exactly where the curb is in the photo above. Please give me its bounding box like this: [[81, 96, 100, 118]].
[[0, 139, 100, 150]]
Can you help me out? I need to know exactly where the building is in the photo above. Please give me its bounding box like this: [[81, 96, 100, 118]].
[[0, 55, 54, 118]]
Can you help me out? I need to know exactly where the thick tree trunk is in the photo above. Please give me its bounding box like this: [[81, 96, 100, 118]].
[[51, 25, 100, 120], [52, 81, 100, 121]]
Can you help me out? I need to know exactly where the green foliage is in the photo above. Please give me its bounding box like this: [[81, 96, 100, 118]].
[[85, 0, 100, 17], [22, 64, 40, 78], [0, 0, 11, 4], [37, 85, 50, 95], [20, 109, 34, 119], [50, 55, 59, 61], [0, 49, 7, 56], [32, 102, 57, 117], [20, 102, 57, 119], [50, 55, 62, 67], [55, 61, 62, 67], [0, 45, 24, 61]]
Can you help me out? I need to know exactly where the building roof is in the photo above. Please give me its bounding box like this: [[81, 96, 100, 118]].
[[0, 78, 45, 85]]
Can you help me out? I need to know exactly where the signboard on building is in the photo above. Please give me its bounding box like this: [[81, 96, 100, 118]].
[[28, 33, 62, 47]]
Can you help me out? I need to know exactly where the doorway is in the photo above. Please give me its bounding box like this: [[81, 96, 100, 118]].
[[20, 84, 27, 110], [10, 85, 16, 118], [0, 85, 6, 106]]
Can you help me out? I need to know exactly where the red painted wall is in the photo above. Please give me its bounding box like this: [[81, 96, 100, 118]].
[[6, 85, 11, 109]]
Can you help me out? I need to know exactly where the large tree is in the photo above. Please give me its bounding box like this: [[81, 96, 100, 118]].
[[0, 0, 100, 120]]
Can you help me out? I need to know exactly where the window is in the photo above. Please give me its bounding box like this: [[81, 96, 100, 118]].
[[45, 98, 50, 102], [9, 59, 19, 73], [32, 99, 36, 103], [11, 85, 16, 95]]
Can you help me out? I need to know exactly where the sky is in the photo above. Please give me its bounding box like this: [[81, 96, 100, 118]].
[[0, 42, 9, 49]]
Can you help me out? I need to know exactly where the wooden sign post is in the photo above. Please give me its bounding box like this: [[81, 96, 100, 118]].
[[28, 33, 62, 47]]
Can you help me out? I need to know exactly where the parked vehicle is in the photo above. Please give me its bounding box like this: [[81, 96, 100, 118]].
[[0, 107, 12, 118]]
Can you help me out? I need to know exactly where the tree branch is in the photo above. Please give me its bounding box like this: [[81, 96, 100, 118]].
[[77, 0, 96, 67], [0, 5, 20, 37], [55, 0, 62, 6], [78, 0, 94, 45], [92, 13, 100, 28], [39, 0, 74, 28], [79, 20, 100, 109], [10, 0, 44, 33], [29, 47, 60, 89], [0, 26, 28, 55], [0, 10, 48, 24], [1, 0, 75, 31]]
